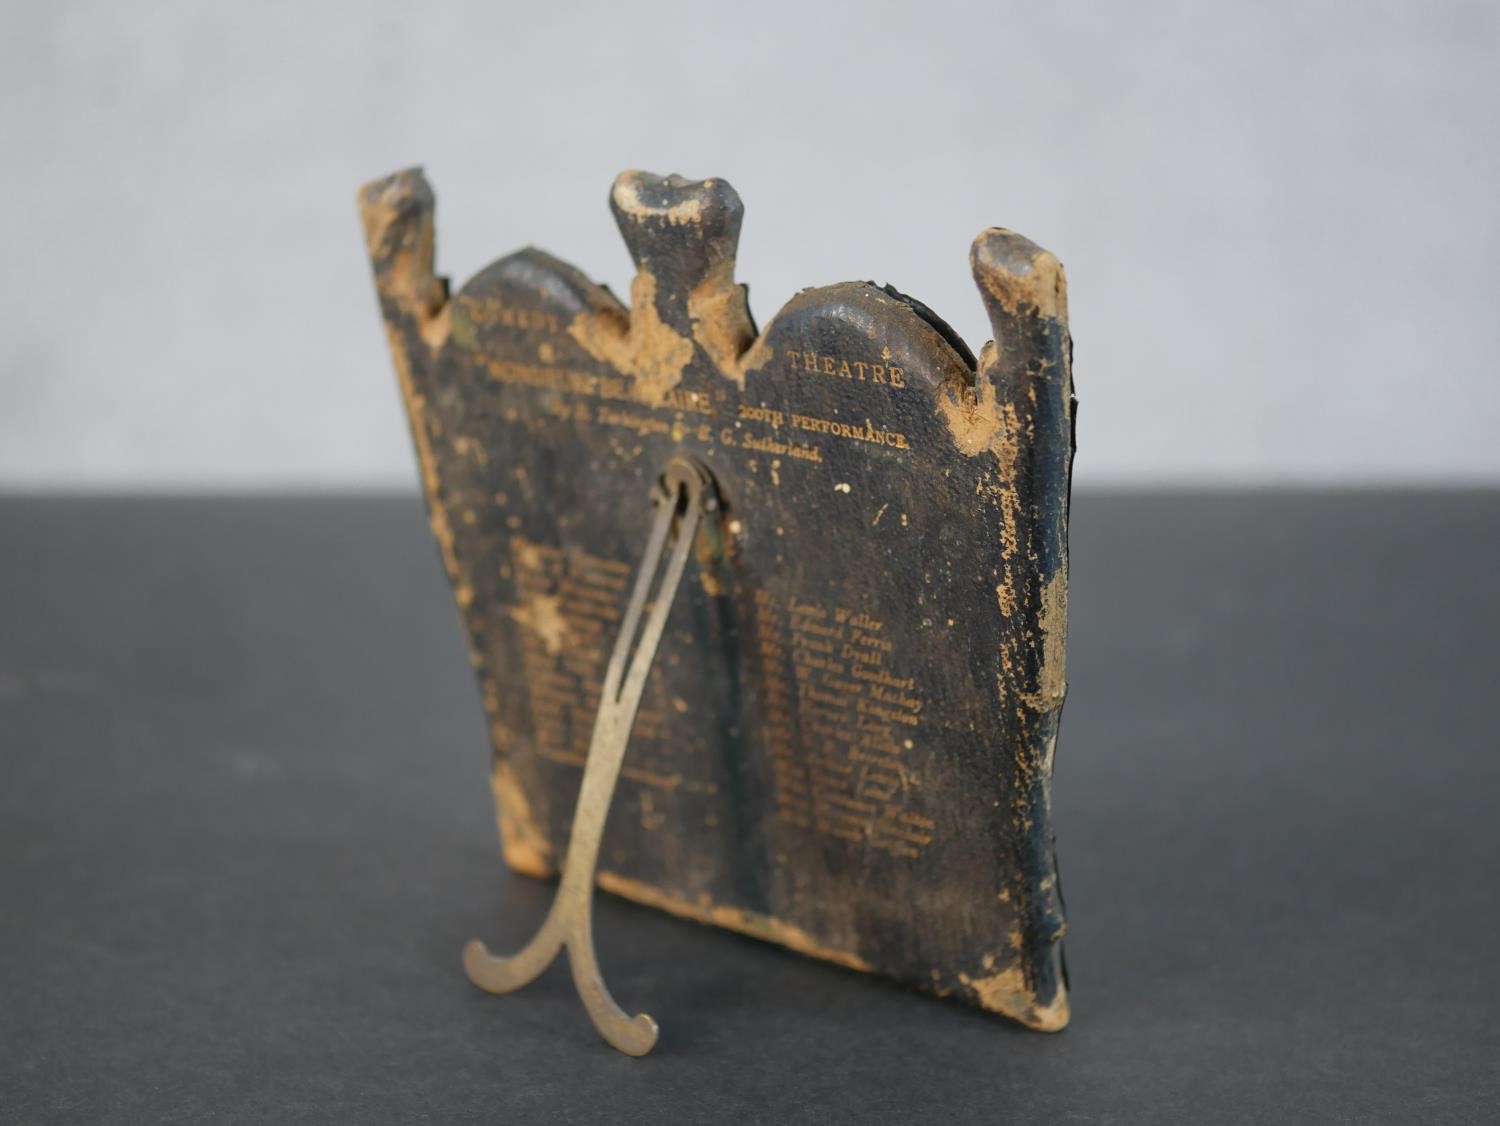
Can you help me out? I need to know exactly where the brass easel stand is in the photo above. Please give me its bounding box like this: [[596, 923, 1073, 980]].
[[462, 456, 714, 1056]]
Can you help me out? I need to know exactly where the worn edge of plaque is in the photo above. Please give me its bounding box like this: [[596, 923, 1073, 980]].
[[358, 167, 1076, 1031]]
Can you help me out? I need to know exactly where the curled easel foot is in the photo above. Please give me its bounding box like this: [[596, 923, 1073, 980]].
[[463, 936, 660, 1057], [462, 458, 713, 1057]]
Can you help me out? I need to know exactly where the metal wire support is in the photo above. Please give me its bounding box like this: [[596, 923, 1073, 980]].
[[462, 456, 715, 1056]]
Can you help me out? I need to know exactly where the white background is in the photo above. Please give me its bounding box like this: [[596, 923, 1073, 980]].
[[2, 0, 1496, 489]]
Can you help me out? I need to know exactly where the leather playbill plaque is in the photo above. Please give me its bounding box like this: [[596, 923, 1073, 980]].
[[360, 168, 1076, 1031]]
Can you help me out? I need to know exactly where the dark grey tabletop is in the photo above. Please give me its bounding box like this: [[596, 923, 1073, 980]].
[[2, 492, 1496, 1124]]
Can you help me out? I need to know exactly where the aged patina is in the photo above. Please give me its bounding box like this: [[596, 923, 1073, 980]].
[[359, 169, 1077, 1033]]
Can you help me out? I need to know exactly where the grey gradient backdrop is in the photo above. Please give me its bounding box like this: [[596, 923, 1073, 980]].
[[2, 0, 1496, 489]]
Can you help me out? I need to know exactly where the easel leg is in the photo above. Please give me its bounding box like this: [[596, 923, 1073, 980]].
[[463, 457, 712, 1057]]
